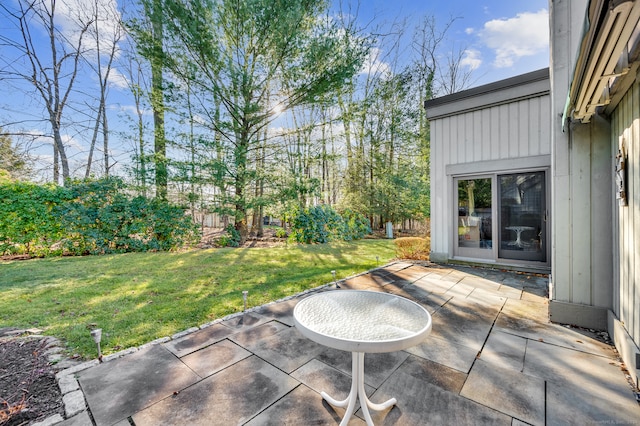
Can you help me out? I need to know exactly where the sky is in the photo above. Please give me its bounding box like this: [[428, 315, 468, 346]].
[[0, 0, 550, 182], [344, 0, 550, 88]]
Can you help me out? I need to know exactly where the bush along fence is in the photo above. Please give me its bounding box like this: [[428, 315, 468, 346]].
[[288, 205, 371, 244], [0, 178, 200, 256]]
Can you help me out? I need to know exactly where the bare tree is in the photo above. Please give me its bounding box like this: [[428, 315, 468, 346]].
[[83, 0, 124, 178], [438, 45, 476, 95], [0, 0, 91, 184]]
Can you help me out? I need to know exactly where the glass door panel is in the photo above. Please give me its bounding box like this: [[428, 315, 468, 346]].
[[498, 172, 546, 262], [457, 177, 493, 258]]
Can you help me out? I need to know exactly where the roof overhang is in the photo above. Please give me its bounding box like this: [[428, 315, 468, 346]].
[[564, 0, 640, 127], [424, 68, 549, 120]]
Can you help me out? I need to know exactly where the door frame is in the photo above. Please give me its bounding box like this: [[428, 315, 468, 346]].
[[452, 168, 550, 268]]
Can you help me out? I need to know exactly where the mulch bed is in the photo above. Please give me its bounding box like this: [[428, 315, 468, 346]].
[[0, 334, 63, 426]]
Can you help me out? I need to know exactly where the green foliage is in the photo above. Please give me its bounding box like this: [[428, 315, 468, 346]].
[[217, 224, 241, 247], [0, 178, 200, 256], [0, 181, 65, 256], [0, 129, 27, 178], [289, 205, 371, 244], [340, 209, 372, 240], [275, 227, 287, 238], [138, 0, 371, 240]]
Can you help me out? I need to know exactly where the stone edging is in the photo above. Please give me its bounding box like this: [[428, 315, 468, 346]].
[[34, 261, 400, 425]]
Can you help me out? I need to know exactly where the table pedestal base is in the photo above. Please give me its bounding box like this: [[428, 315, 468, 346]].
[[321, 352, 396, 426]]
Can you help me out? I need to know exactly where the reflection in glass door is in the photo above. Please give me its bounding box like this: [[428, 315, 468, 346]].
[[457, 177, 493, 258], [498, 172, 546, 262]]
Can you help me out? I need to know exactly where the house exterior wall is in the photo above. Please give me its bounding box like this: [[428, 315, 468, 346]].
[[548, 0, 614, 328], [428, 75, 550, 263], [550, 0, 639, 386], [611, 80, 640, 354]]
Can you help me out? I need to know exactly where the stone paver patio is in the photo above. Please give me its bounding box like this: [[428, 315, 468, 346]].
[[56, 262, 639, 425]]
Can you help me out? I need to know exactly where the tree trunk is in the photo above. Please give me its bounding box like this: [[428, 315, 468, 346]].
[[85, 102, 101, 178], [102, 94, 110, 176], [51, 126, 70, 183], [151, 0, 167, 200]]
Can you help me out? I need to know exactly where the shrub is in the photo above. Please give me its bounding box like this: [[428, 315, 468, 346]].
[[394, 237, 430, 260], [288, 205, 371, 244], [0, 178, 200, 256], [217, 224, 240, 247], [340, 209, 371, 240], [56, 178, 200, 254], [289, 205, 342, 244], [275, 228, 287, 238], [0, 181, 66, 255]]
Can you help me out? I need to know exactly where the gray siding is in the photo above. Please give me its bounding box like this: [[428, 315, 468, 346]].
[[429, 94, 551, 260], [611, 80, 640, 347]]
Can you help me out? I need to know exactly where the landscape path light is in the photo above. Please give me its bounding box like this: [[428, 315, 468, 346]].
[[90, 328, 103, 362]]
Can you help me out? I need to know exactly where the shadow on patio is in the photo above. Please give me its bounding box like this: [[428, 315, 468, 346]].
[[63, 262, 639, 425]]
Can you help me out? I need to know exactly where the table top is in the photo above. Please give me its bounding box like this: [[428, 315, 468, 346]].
[[505, 225, 535, 231], [293, 290, 432, 353]]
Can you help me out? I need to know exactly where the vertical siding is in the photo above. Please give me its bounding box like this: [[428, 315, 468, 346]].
[[430, 118, 448, 257], [540, 96, 552, 156], [570, 122, 593, 305], [590, 115, 613, 308], [499, 104, 510, 159], [433, 95, 551, 166], [481, 109, 492, 161], [429, 94, 550, 260], [611, 79, 640, 346]]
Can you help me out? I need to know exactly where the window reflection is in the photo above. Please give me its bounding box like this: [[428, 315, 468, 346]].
[[458, 178, 492, 249], [499, 172, 546, 262]]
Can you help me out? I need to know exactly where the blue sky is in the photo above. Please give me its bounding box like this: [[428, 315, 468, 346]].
[[344, 0, 549, 88], [1, 0, 550, 181]]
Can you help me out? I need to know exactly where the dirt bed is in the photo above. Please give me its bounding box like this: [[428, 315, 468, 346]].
[[0, 333, 64, 425]]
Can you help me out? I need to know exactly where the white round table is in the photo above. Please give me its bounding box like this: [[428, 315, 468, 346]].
[[293, 290, 432, 425], [506, 225, 535, 248]]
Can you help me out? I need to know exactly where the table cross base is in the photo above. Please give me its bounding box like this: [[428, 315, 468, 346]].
[[322, 352, 396, 426]]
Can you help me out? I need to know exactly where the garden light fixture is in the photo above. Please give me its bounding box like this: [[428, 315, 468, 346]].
[[90, 328, 103, 362]]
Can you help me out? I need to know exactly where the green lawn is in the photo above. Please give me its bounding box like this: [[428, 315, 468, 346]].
[[0, 240, 395, 359]]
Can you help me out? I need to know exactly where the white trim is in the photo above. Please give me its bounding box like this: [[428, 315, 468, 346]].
[[446, 155, 551, 176]]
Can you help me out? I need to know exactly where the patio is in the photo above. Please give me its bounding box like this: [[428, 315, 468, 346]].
[[55, 262, 639, 425]]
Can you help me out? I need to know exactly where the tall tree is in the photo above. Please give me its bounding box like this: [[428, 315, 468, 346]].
[[159, 0, 369, 241], [149, 0, 167, 200], [128, 0, 168, 199], [83, 0, 124, 178], [0, 0, 91, 184]]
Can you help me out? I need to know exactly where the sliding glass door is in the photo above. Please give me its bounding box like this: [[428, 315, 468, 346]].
[[456, 177, 494, 259], [455, 170, 547, 264], [498, 171, 546, 262]]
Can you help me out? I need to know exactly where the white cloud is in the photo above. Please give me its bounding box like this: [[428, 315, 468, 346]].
[[35, 0, 123, 61], [360, 48, 392, 77], [479, 9, 549, 68], [461, 49, 482, 71], [465, 28, 475, 35], [107, 67, 130, 90], [114, 104, 152, 116], [61, 133, 84, 151]]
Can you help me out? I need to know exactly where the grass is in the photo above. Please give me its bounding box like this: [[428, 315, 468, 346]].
[[0, 240, 395, 359]]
